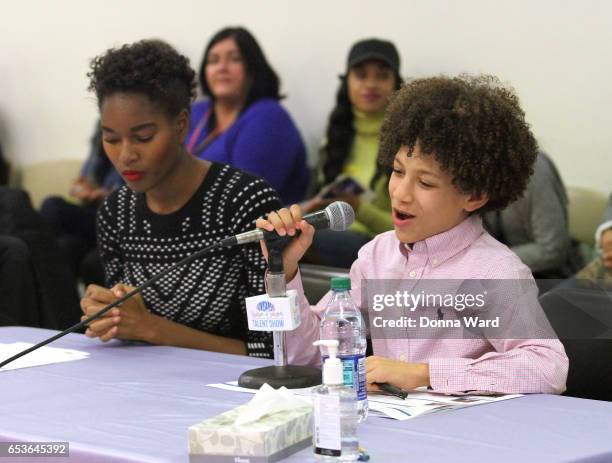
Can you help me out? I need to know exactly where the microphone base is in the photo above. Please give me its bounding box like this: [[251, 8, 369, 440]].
[[238, 365, 322, 389]]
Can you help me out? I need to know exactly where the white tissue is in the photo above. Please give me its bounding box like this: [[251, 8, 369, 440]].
[[234, 383, 311, 426]]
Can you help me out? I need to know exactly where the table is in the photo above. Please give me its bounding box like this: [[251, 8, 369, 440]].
[[1, 327, 611, 462]]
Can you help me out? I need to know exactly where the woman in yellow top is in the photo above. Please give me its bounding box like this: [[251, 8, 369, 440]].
[[304, 38, 402, 267]]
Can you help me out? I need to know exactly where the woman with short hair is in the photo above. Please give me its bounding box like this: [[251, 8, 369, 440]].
[[81, 39, 281, 357]]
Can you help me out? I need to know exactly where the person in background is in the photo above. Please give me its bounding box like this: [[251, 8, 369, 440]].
[[0, 144, 38, 326], [574, 193, 612, 284], [39, 124, 123, 285], [0, 187, 81, 329], [0, 140, 9, 185], [185, 26, 309, 205], [303, 38, 402, 268], [0, 234, 38, 326], [483, 152, 583, 282], [80, 39, 281, 357], [258, 75, 568, 395]]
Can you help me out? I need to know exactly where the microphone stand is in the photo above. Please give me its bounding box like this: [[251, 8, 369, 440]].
[[267, 246, 288, 366], [238, 239, 321, 389]]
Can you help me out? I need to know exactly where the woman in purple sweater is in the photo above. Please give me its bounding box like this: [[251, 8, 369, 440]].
[[185, 27, 309, 204]]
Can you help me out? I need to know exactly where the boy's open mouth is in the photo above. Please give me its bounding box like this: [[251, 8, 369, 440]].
[[394, 209, 415, 221]]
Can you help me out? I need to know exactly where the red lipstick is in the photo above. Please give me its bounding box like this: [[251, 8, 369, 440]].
[[123, 171, 144, 182]]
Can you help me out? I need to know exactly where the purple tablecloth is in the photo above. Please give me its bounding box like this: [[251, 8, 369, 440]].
[[1, 327, 611, 462]]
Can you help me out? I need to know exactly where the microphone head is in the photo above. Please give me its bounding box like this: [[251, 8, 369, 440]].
[[325, 201, 355, 231]]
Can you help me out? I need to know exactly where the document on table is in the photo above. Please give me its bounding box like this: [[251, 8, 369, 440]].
[[0, 342, 90, 371], [206, 381, 522, 421], [365, 390, 523, 420]]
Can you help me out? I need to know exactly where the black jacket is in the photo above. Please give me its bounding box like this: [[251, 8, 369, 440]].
[[0, 187, 81, 329]]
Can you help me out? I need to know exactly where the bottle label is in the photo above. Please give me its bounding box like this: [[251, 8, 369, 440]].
[[313, 394, 341, 456], [339, 354, 367, 401]]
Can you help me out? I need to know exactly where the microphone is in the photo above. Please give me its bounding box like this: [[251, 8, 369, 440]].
[[219, 201, 355, 247]]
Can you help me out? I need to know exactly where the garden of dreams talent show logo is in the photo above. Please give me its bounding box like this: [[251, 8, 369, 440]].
[[252, 300, 285, 329], [256, 300, 274, 312], [371, 290, 500, 329]]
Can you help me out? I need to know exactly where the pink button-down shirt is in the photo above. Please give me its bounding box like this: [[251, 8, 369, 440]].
[[285, 215, 568, 394]]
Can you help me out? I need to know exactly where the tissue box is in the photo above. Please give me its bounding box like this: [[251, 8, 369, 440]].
[[188, 404, 313, 463]]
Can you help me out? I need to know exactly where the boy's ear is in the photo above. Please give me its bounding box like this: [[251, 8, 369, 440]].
[[464, 192, 489, 213]]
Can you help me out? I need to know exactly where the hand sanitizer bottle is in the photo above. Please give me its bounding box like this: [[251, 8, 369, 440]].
[[312, 340, 359, 462]]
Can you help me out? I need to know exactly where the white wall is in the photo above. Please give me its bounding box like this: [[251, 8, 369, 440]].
[[1, 0, 610, 193]]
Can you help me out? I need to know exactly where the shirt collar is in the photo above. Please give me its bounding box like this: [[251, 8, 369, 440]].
[[398, 214, 485, 266]]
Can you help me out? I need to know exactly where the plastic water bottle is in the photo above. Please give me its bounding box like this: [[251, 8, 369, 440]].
[[312, 340, 359, 462], [319, 277, 368, 422]]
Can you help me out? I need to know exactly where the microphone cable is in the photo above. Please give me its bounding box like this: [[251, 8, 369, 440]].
[[0, 241, 223, 369]]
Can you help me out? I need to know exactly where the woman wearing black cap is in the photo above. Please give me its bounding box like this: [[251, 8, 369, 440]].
[[304, 38, 402, 268]]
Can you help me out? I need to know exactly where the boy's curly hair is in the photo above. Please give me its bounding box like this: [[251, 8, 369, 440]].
[[378, 74, 538, 212], [88, 39, 196, 117]]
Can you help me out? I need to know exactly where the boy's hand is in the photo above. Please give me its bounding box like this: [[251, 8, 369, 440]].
[[365, 356, 430, 392], [255, 204, 315, 282]]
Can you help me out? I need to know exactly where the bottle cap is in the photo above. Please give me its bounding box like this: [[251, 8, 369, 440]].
[[330, 276, 351, 291], [313, 340, 343, 385]]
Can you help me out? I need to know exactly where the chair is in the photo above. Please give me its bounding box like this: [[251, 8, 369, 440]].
[[299, 263, 349, 303], [539, 285, 612, 401], [18, 159, 82, 208]]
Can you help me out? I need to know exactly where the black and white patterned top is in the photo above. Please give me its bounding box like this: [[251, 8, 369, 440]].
[[96, 163, 282, 358]]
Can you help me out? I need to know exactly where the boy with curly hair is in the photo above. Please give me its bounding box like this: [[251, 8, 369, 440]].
[[259, 75, 568, 394]]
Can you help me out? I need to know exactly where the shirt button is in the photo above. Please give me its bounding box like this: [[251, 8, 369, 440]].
[[399, 354, 407, 362], [432, 258, 438, 265], [409, 271, 417, 277]]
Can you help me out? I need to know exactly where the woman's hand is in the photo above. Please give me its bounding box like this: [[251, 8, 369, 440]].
[[365, 356, 430, 392], [69, 178, 110, 204], [332, 193, 361, 213], [69, 177, 96, 200], [302, 193, 361, 215], [80, 284, 155, 342], [601, 229, 612, 269], [255, 204, 315, 282], [82, 187, 110, 204]]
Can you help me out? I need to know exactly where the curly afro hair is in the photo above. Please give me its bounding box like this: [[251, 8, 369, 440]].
[[88, 39, 196, 118], [378, 74, 538, 212]]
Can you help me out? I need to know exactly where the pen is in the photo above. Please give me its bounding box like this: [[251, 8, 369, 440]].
[[376, 382, 408, 400]]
